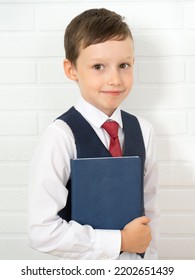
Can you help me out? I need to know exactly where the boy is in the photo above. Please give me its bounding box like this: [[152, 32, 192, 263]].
[[28, 8, 159, 260]]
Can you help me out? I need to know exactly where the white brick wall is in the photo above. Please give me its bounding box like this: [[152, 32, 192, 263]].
[[0, 0, 195, 260]]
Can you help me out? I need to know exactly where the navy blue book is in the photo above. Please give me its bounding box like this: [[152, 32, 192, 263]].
[[70, 156, 142, 230]]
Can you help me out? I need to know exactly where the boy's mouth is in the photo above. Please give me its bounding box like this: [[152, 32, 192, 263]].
[[100, 90, 125, 96]]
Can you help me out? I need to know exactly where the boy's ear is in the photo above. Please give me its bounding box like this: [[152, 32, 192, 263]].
[[63, 59, 78, 81]]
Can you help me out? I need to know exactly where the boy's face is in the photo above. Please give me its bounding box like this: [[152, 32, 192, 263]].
[[64, 37, 134, 116]]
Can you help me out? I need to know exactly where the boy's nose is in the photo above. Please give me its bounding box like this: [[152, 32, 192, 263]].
[[107, 69, 121, 86]]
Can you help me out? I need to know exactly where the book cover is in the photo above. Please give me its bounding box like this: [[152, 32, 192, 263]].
[[70, 156, 143, 230]]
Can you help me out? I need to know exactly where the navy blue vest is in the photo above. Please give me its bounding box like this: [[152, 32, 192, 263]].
[[57, 107, 145, 222]]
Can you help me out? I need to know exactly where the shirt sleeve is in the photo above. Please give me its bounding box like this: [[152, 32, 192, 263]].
[[138, 117, 161, 259], [28, 121, 121, 259]]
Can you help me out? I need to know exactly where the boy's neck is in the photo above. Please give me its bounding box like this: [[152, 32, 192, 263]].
[[75, 96, 123, 128]]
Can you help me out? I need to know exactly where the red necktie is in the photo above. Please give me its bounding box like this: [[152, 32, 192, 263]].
[[102, 121, 122, 157]]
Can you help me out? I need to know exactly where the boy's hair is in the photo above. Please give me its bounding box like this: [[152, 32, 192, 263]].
[[64, 8, 133, 65]]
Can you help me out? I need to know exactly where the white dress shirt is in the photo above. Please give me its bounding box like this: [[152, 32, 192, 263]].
[[28, 96, 160, 260]]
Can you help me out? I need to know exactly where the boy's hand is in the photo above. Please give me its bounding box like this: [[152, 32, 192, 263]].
[[120, 216, 151, 253]]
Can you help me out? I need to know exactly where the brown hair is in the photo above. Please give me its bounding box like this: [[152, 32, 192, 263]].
[[64, 8, 133, 65]]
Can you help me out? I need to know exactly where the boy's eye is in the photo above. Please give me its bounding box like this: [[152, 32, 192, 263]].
[[93, 64, 104, 70], [120, 63, 130, 69]]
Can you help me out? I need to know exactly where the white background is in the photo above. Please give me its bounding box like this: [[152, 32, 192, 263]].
[[0, 0, 195, 260]]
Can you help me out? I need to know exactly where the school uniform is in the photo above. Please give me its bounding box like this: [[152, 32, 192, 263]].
[[28, 96, 160, 260]]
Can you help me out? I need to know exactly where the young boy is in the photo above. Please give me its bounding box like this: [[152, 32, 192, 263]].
[[28, 8, 159, 260]]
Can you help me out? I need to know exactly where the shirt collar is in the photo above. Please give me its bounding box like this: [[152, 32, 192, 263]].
[[75, 96, 123, 129]]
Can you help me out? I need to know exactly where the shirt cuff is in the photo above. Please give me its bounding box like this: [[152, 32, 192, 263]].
[[94, 229, 121, 259]]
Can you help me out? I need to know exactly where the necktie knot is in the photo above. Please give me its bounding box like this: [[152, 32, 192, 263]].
[[102, 121, 119, 139]]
